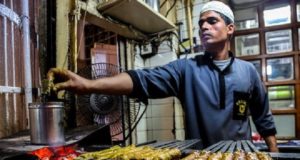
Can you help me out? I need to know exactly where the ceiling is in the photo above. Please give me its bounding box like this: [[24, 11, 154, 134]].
[[229, 0, 268, 9], [230, 0, 261, 5]]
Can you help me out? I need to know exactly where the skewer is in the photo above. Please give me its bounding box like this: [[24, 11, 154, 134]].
[[236, 141, 242, 150], [177, 139, 200, 150], [205, 140, 225, 151], [241, 140, 251, 152], [220, 140, 233, 153], [227, 141, 236, 152], [210, 141, 227, 152], [149, 140, 179, 148], [246, 140, 259, 152]]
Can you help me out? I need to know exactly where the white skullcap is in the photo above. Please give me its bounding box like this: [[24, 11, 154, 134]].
[[200, 1, 234, 23]]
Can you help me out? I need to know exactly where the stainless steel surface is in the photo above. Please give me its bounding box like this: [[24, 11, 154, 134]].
[[0, 86, 22, 93], [28, 102, 65, 145], [0, 3, 21, 25], [22, 0, 33, 124]]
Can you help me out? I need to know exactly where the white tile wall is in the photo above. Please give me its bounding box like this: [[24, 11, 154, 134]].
[[146, 104, 152, 116], [145, 51, 177, 67], [134, 47, 145, 69], [136, 117, 148, 131], [181, 30, 189, 40], [151, 104, 173, 117], [151, 97, 174, 104], [174, 97, 184, 140], [152, 130, 175, 140], [193, 2, 204, 46], [152, 117, 174, 130], [193, 4, 203, 17], [175, 115, 185, 129], [174, 98, 183, 116], [146, 117, 153, 129], [194, 0, 210, 4], [137, 131, 148, 143], [158, 40, 174, 53], [176, 7, 186, 21], [175, 129, 185, 140], [192, 16, 199, 27], [147, 130, 154, 140]]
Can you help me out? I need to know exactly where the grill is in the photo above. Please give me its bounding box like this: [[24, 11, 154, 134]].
[[74, 139, 201, 160], [204, 140, 258, 153], [2, 135, 300, 160], [183, 140, 300, 160], [0, 125, 112, 160], [147, 139, 201, 151]]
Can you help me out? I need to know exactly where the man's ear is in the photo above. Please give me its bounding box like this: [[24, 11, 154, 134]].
[[227, 23, 235, 35]]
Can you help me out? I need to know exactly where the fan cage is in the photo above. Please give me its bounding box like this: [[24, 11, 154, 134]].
[[76, 63, 146, 138]]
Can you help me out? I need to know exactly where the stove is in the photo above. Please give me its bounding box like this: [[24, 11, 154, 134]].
[[2, 135, 300, 160], [0, 125, 112, 160], [182, 140, 300, 160]]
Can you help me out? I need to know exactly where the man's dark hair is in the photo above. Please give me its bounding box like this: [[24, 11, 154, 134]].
[[215, 11, 233, 25]]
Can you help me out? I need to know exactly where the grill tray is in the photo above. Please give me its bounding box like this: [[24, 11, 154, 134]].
[[147, 139, 201, 151], [204, 140, 258, 153], [191, 140, 300, 160]]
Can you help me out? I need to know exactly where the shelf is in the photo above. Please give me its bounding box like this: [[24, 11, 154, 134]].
[[96, 0, 176, 35], [78, 0, 148, 40]]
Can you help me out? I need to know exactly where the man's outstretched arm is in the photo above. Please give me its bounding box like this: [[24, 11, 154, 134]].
[[47, 68, 133, 95]]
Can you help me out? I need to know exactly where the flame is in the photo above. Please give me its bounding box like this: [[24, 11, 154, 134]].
[[29, 145, 79, 160], [30, 147, 53, 159]]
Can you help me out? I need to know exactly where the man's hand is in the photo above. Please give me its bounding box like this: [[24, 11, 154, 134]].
[[47, 68, 134, 95], [263, 135, 279, 152], [47, 68, 91, 94]]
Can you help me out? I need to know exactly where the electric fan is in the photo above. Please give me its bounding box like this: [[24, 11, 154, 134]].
[[76, 63, 147, 138]]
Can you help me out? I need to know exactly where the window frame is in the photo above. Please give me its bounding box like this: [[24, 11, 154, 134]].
[[232, 0, 300, 139]]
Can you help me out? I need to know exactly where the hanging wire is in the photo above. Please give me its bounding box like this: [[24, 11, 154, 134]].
[[124, 103, 148, 141], [165, 0, 177, 17], [160, 0, 168, 9]]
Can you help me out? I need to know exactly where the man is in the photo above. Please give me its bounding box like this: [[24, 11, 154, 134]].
[[48, 1, 278, 152]]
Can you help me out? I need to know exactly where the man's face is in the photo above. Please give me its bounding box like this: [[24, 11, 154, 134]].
[[198, 11, 234, 51]]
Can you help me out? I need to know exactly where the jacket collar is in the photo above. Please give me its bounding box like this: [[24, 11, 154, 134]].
[[203, 51, 235, 74]]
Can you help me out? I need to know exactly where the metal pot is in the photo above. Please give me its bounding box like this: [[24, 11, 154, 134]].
[[28, 102, 65, 145]]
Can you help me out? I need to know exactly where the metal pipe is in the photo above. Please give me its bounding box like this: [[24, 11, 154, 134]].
[[11, 0, 17, 128], [0, 86, 22, 93], [185, 0, 194, 53], [21, 0, 32, 127], [0, 3, 21, 25], [3, 0, 9, 134]]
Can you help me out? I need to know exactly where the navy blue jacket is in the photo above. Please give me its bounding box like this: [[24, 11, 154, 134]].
[[127, 52, 276, 148]]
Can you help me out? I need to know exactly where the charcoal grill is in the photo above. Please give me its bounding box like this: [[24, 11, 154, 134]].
[[204, 140, 258, 153], [147, 139, 201, 151], [197, 140, 300, 160], [0, 125, 112, 160]]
